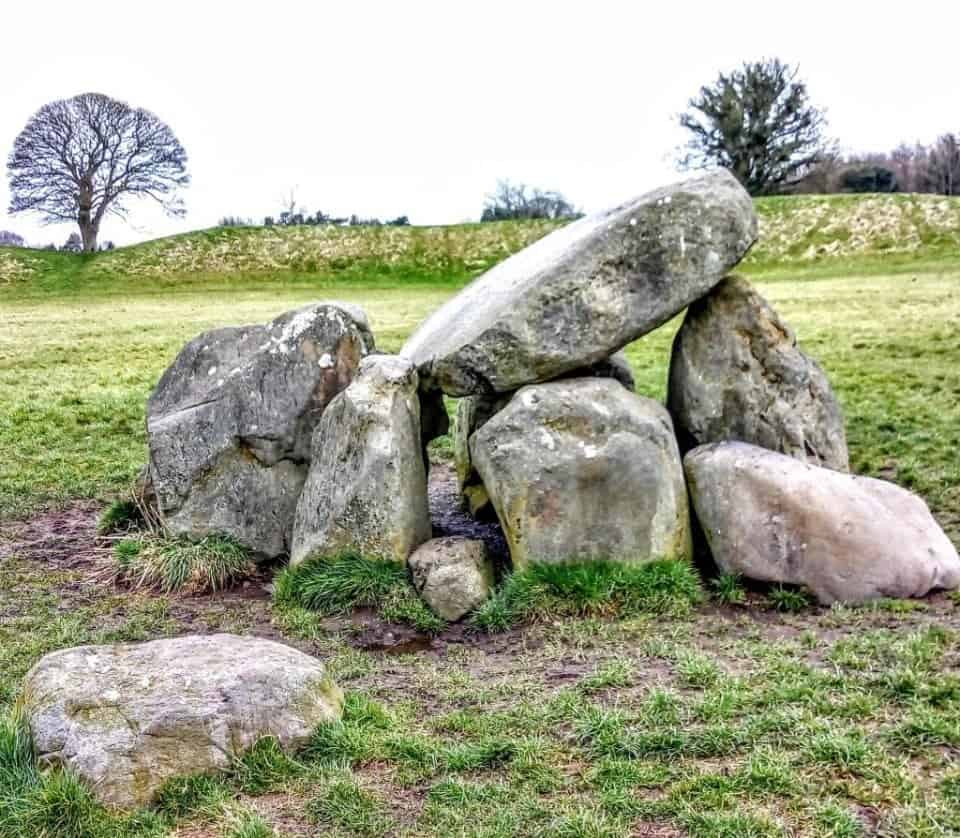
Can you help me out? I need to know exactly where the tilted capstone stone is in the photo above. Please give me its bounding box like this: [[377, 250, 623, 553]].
[[291, 354, 432, 565], [401, 169, 757, 396], [146, 302, 374, 557]]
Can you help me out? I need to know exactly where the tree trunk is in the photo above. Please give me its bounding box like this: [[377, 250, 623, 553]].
[[79, 222, 98, 253], [78, 178, 98, 252]]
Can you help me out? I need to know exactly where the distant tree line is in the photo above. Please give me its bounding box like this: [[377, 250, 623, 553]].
[[0, 229, 115, 251], [218, 200, 410, 229], [218, 212, 410, 228], [795, 135, 960, 196], [480, 180, 581, 221], [678, 57, 960, 197]]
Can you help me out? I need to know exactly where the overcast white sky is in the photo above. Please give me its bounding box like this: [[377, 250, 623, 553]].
[[2, 1, 958, 246]]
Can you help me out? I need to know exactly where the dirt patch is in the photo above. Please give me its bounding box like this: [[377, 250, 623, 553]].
[[0, 500, 108, 569], [5, 497, 960, 675], [428, 463, 509, 563]]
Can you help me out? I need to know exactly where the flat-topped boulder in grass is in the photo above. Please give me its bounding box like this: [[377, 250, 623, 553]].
[[291, 354, 432, 566], [147, 302, 374, 558], [471, 378, 692, 567], [685, 441, 960, 604], [401, 170, 757, 396], [668, 276, 849, 470], [23, 634, 343, 809]]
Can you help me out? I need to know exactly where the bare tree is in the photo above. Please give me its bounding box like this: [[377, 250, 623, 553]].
[[678, 58, 830, 196], [6, 92, 189, 252], [925, 134, 960, 196], [481, 180, 579, 221], [0, 230, 25, 247]]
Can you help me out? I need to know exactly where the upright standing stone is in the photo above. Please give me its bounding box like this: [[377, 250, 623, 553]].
[[291, 355, 432, 565], [668, 276, 848, 470], [471, 378, 692, 567], [685, 441, 960, 604], [147, 303, 374, 557], [401, 170, 757, 396]]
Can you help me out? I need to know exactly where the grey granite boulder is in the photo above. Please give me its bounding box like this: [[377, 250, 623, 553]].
[[401, 170, 756, 396], [147, 303, 374, 557], [408, 537, 495, 621], [668, 276, 849, 470], [471, 378, 692, 567], [291, 355, 432, 565], [23, 634, 342, 809], [453, 352, 636, 519], [685, 441, 960, 604]]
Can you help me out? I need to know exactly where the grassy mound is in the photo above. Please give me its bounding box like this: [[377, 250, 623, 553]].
[[4, 192, 959, 297]]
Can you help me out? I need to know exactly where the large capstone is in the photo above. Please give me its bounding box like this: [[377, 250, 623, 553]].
[[401, 170, 756, 396], [291, 355, 432, 565], [685, 441, 960, 604], [470, 378, 692, 567], [23, 634, 343, 809], [147, 303, 374, 557], [668, 276, 849, 470]]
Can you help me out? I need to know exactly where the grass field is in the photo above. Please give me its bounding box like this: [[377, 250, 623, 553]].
[[1, 197, 960, 836]]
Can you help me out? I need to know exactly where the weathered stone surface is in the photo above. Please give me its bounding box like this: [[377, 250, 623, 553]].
[[668, 276, 848, 470], [453, 392, 513, 518], [401, 170, 756, 396], [453, 353, 637, 519], [408, 537, 495, 620], [23, 634, 342, 809], [685, 441, 960, 604], [419, 388, 450, 448], [567, 350, 636, 392], [147, 303, 374, 557], [471, 378, 692, 567], [291, 355, 431, 565]]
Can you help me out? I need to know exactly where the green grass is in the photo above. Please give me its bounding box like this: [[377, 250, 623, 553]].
[[1, 198, 960, 835], [113, 534, 255, 593], [275, 552, 446, 633], [472, 559, 703, 632]]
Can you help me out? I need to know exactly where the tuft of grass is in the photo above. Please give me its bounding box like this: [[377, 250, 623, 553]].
[[231, 736, 305, 794], [223, 810, 276, 838], [113, 534, 255, 593], [675, 652, 723, 689], [96, 498, 141, 535], [303, 692, 396, 767], [154, 772, 232, 820], [307, 777, 393, 837], [767, 585, 812, 612], [711, 572, 747, 605], [0, 712, 167, 837], [274, 551, 446, 633], [473, 559, 702, 632]]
